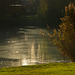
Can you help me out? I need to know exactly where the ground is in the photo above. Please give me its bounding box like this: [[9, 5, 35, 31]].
[[0, 63, 75, 75]]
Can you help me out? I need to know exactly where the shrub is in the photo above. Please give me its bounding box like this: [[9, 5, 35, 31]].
[[49, 2, 75, 62]]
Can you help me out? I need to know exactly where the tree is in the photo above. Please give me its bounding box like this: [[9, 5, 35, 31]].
[[37, 0, 72, 28], [37, 0, 48, 27], [48, 2, 75, 62]]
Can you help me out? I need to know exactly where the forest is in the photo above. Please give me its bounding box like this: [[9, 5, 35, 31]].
[[0, 0, 73, 29]]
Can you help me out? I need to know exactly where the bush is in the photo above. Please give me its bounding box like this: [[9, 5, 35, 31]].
[[49, 2, 75, 62]]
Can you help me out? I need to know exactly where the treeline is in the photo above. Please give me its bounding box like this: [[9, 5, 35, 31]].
[[0, 0, 37, 17], [0, 0, 33, 29], [0, 0, 74, 29], [38, 0, 74, 28], [0, 0, 26, 17]]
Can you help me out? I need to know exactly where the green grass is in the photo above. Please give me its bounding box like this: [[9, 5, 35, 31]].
[[0, 63, 75, 75]]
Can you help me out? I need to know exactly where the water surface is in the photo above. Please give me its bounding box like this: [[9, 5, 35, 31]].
[[0, 26, 69, 67]]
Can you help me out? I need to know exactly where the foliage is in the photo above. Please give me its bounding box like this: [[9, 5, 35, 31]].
[[49, 2, 75, 62], [38, 0, 71, 28], [0, 63, 75, 75]]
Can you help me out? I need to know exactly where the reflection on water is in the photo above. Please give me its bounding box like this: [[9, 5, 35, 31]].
[[0, 26, 69, 67]]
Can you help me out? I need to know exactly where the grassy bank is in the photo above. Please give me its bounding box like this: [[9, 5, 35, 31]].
[[0, 63, 75, 75]]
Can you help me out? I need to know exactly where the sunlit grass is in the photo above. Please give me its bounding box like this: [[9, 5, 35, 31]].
[[0, 63, 75, 75]]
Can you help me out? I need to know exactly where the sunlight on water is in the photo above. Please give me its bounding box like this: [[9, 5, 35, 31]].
[[22, 58, 28, 65], [31, 41, 35, 59], [0, 26, 69, 67]]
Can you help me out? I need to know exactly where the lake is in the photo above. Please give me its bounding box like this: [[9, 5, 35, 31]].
[[0, 25, 70, 68]]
